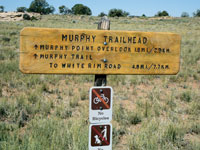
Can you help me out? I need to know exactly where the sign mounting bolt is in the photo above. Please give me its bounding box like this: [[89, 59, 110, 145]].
[[100, 89, 103, 93], [104, 42, 107, 45], [103, 58, 107, 63], [100, 106, 103, 110]]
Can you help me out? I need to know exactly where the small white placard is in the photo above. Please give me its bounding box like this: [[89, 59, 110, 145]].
[[89, 86, 113, 124]]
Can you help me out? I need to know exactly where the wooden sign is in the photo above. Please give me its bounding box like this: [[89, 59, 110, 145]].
[[89, 87, 113, 124], [20, 27, 181, 75]]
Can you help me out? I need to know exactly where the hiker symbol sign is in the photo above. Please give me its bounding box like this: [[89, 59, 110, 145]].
[[89, 87, 113, 124], [89, 123, 112, 150]]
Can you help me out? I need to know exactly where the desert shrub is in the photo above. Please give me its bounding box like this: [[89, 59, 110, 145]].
[[23, 14, 38, 21], [55, 106, 72, 119], [189, 123, 200, 134], [181, 12, 189, 17], [187, 100, 200, 116], [41, 83, 50, 93], [180, 91, 192, 102], [23, 13, 31, 20], [71, 4, 92, 15], [164, 124, 179, 143], [128, 112, 142, 125], [69, 96, 79, 108], [28, 92, 39, 104], [59, 5, 72, 14], [108, 8, 129, 17], [155, 10, 169, 17], [2, 37, 10, 42], [142, 14, 146, 17], [31, 16, 38, 20], [0, 122, 17, 142], [0, 99, 9, 118], [193, 9, 200, 17], [98, 12, 107, 17], [28, 0, 55, 15], [17, 7, 27, 12], [0, 5, 4, 12]]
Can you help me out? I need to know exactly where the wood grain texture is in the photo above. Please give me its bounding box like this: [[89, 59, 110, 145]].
[[95, 16, 110, 86], [20, 27, 181, 75]]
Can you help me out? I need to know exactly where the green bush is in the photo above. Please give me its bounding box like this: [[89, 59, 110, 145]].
[[17, 7, 27, 12], [189, 123, 200, 134], [2, 37, 10, 42], [128, 113, 142, 125], [71, 4, 92, 15], [181, 12, 189, 17], [108, 8, 129, 17], [28, 0, 55, 15], [193, 9, 200, 17], [98, 12, 107, 17], [0, 5, 4, 12], [23, 13, 38, 21], [142, 14, 146, 17], [55, 106, 72, 119], [164, 124, 179, 143], [31, 16, 38, 20], [23, 13, 31, 20], [0, 99, 9, 118], [180, 91, 192, 102], [155, 10, 169, 17], [59, 5, 72, 14]]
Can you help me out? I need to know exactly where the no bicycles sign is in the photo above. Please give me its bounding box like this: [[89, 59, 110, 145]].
[[89, 87, 113, 124]]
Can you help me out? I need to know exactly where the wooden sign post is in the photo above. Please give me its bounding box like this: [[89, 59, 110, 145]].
[[95, 16, 110, 86], [19, 16, 181, 150]]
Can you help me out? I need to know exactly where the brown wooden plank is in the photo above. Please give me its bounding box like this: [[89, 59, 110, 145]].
[[95, 16, 110, 86], [20, 27, 181, 75]]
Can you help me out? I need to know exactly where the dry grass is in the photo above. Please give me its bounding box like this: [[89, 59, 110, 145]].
[[0, 15, 200, 150]]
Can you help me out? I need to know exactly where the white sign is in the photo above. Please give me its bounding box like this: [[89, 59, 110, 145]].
[[89, 123, 112, 150], [89, 86, 113, 124]]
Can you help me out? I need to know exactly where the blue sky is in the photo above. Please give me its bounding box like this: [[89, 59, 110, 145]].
[[0, 0, 200, 17]]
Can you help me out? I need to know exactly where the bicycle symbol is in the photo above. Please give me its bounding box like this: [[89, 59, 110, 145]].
[[93, 94, 109, 104]]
